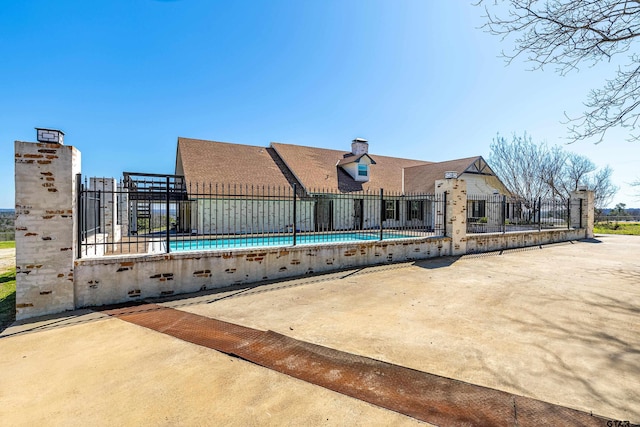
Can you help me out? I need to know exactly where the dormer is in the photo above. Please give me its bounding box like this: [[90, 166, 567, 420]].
[[337, 138, 376, 182]]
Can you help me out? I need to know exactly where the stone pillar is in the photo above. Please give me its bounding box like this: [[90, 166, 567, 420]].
[[90, 177, 120, 247], [14, 140, 81, 320], [435, 178, 467, 256], [118, 180, 129, 236], [570, 190, 595, 238]]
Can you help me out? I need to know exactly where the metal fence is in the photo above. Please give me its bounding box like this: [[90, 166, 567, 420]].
[[467, 194, 575, 233], [78, 174, 446, 257]]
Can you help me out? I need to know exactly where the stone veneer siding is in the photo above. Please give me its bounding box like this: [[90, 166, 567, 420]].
[[14, 141, 80, 320]]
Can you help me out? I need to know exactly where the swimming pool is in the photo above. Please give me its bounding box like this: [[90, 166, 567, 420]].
[[169, 231, 415, 252]]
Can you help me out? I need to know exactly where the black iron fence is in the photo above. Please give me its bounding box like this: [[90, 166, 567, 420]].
[[467, 194, 576, 233], [77, 174, 446, 257]]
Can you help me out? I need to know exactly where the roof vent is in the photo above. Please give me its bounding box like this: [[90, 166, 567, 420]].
[[351, 138, 368, 156], [36, 128, 64, 144], [444, 171, 458, 179]]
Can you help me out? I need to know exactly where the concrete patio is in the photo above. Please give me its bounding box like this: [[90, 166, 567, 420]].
[[1, 234, 638, 425]]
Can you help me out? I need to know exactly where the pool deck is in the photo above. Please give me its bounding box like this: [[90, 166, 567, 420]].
[[1, 234, 639, 425]]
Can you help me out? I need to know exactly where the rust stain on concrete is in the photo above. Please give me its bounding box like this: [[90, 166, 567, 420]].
[[108, 305, 609, 427]]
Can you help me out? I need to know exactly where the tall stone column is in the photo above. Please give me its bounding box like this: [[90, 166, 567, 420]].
[[90, 177, 121, 248], [570, 189, 595, 239], [118, 180, 129, 236], [435, 177, 467, 256], [14, 130, 81, 320]]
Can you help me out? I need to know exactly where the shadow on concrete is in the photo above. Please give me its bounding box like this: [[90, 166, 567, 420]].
[[412, 256, 460, 269], [581, 237, 603, 243], [491, 287, 640, 421], [3, 259, 461, 336], [0, 308, 105, 338]]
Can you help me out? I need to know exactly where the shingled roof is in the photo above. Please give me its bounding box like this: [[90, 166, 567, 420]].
[[270, 142, 430, 193], [175, 138, 293, 190], [175, 137, 508, 196], [403, 156, 509, 193]]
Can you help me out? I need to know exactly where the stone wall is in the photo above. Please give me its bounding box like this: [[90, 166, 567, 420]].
[[466, 228, 587, 253], [73, 226, 589, 309], [74, 237, 452, 307], [14, 139, 596, 319]]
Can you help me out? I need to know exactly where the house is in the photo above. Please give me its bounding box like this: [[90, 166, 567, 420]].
[[173, 137, 510, 235], [403, 156, 512, 223]]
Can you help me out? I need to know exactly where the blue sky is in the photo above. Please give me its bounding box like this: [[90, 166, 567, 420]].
[[1, 0, 639, 208]]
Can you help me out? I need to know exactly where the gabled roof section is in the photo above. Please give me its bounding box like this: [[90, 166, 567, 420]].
[[336, 153, 377, 166], [270, 142, 430, 193], [465, 157, 496, 175], [403, 156, 486, 193], [175, 137, 292, 189]]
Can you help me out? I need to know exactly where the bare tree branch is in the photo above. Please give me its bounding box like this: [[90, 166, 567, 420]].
[[631, 178, 640, 199], [477, 0, 640, 142], [489, 132, 618, 207]]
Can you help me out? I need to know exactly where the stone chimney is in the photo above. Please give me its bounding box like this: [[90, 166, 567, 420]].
[[351, 138, 368, 156]]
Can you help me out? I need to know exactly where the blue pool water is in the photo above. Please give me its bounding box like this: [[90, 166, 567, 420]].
[[169, 231, 414, 252]]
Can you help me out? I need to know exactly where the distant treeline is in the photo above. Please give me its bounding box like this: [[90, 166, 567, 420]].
[[598, 207, 640, 222], [0, 211, 15, 233], [602, 208, 640, 216]]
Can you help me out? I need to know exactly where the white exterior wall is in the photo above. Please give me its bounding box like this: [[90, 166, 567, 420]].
[[464, 173, 505, 228], [463, 173, 505, 195], [328, 197, 439, 231], [331, 196, 380, 230], [190, 195, 439, 234], [329, 196, 412, 231], [194, 198, 314, 235]]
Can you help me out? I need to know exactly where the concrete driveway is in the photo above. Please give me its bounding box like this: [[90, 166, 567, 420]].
[[1, 234, 638, 425]]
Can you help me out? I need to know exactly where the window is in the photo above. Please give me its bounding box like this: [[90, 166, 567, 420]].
[[468, 200, 486, 218], [358, 164, 368, 177], [407, 200, 424, 221], [384, 200, 398, 220]]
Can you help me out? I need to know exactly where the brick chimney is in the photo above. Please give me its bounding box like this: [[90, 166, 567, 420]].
[[351, 138, 368, 156]]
